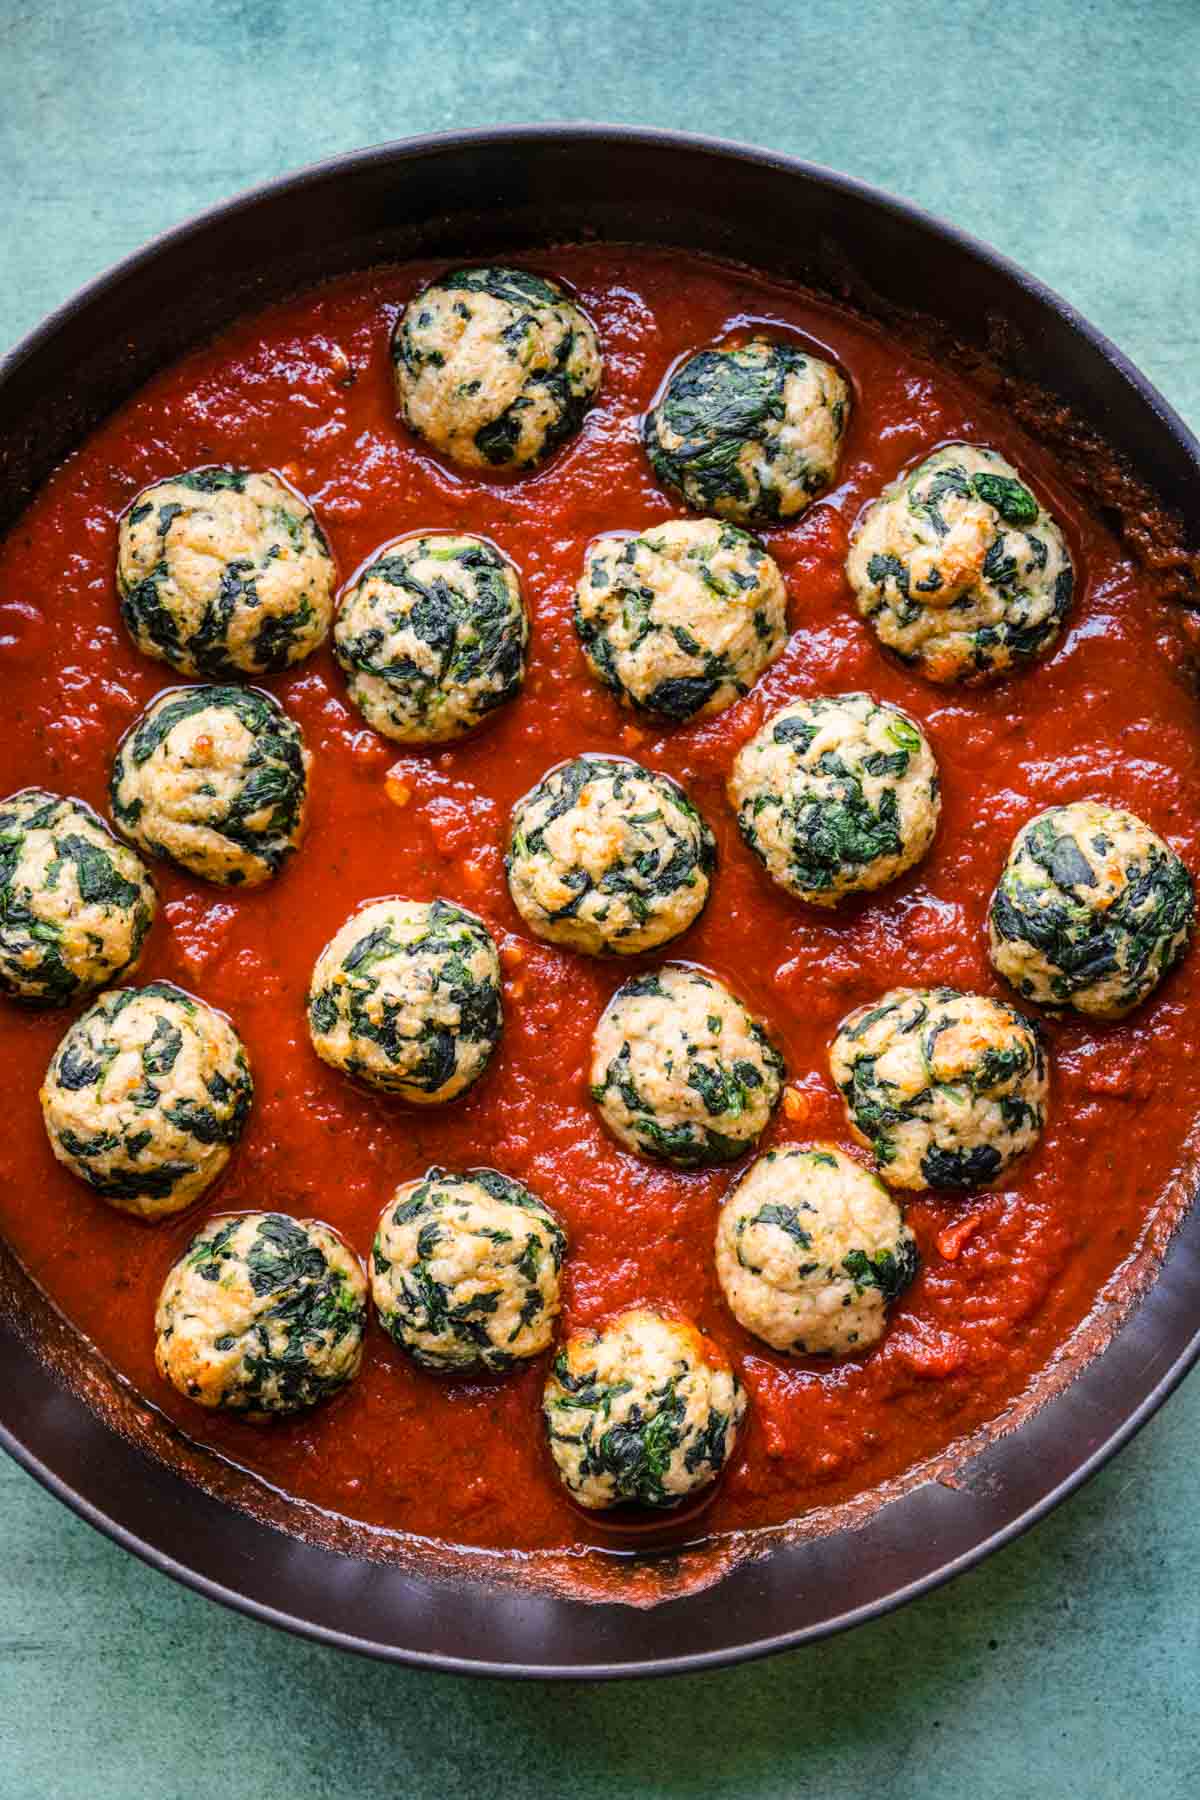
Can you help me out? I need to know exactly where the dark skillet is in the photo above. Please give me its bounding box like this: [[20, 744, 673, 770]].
[[1, 126, 1198, 1677]]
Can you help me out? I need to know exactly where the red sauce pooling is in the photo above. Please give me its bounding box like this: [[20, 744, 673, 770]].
[[0, 248, 1197, 1555]]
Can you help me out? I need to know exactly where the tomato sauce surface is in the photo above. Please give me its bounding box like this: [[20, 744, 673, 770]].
[[0, 247, 1197, 1556]]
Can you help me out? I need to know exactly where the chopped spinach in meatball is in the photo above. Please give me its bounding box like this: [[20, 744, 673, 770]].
[[40, 981, 253, 1217], [574, 518, 787, 721], [334, 533, 529, 743], [846, 444, 1073, 684], [155, 1212, 367, 1416], [543, 1308, 746, 1510], [989, 801, 1194, 1018], [0, 788, 156, 1005], [392, 265, 602, 471], [307, 898, 502, 1102], [110, 684, 310, 887], [729, 692, 940, 904], [371, 1166, 566, 1372], [715, 1144, 918, 1356], [506, 755, 716, 956], [830, 986, 1048, 1191], [117, 466, 335, 678], [590, 964, 785, 1168], [643, 337, 849, 525]]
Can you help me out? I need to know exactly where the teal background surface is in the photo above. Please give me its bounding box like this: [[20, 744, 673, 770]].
[[2, 0, 1198, 1793]]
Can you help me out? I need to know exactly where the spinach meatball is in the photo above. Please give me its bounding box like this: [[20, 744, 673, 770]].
[[307, 898, 502, 1102], [574, 519, 787, 722], [370, 1166, 566, 1372], [155, 1212, 367, 1417], [117, 466, 334, 678], [506, 755, 716, 957], [544, 1308, 746, 1511], [0, 789, 156, 1005], [715, 1144, 918, 1357], [392, 265, 602, 471], [334, 533, 528, 743], [728, 693, 940, 905], [643, 337, 849, 525], [830, 986, 1048, 1191], [590, 964, 785, 1168], [846, 444, 1073, 684], [110, 685, 309, 887], [989, 801, 1194, 1019], [40, 981, 253, 1218]]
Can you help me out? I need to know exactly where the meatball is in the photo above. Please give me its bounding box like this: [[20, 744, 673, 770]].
[[715, 1144, 918, 1357], [590, 964, 785, 1168], [0, 788, 156, 1005], [110, 684, 310, 887], [117, 466, 335, 678], [573, 519, 787, 722], [307, 898, 502, 1102], [333, 533, 529, 743], [40, 981, 253, 1218], [543, 1308, 746, 1510], [830, 986, 1048, 1191], [845, 444, 1073, 684], [989, 801, 1194, 1019], [371, 1166, 566, 1372], [506, 755, 716, 957], [155, 1212, 367, 1417], [728, 692, 940, 905], [643, 337, 849, 525], [392, 265, 602, 471]]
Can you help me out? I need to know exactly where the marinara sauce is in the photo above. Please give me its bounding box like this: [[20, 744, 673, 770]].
[[0, 248, 1196, 1556]]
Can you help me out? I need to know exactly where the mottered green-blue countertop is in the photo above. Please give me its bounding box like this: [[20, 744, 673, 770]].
[[1, 1, 1198, 1793]]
